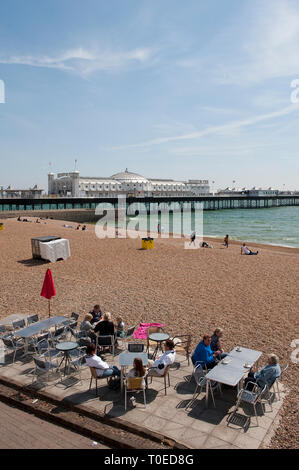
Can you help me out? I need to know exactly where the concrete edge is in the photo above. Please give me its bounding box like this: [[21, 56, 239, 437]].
[[0, 374, 190, 450]]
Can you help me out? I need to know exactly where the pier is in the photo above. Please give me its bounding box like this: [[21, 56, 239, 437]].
[[0, 194, 299, 218]]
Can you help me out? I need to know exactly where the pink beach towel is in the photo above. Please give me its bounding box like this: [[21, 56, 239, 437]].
[[133, 322, 164, 340]]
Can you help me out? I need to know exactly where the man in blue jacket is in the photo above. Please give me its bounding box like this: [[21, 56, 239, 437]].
[[191, 334, 223, 369]]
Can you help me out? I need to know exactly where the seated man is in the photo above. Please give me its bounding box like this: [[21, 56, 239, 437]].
[[245, 354, 281, 390], [85, 343, 120, 378], [241, 243, 258, 255], [147, 339, 176, 376], [191, 334, 223, 369], [89, 304, 103, 324]]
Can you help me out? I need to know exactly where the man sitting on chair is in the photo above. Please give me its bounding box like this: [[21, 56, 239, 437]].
[[147, 339, 176, 376], [191, 334, 224, 369], [85, 343, 120, 378], [244, 354, 281, 390]]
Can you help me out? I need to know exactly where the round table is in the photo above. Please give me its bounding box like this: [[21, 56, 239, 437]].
[[56, 341, 78, 376], [148, 333, 170, 360]]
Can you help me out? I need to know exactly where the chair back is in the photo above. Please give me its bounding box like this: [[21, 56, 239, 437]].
[[89, 366, 98, 379], [194, 363, 206, 384], [128, 343, 144, 353], [12, 319, 26, 330], [71, 312, 79, 321], [158, 364, 170, 377], [27, 314, 39, 325], [2, 335, 14, 347], [36, 338, 50, 354], [127, 376, 143, 390], [54, 326, 64, 336], [0, 325, 6, 335], [33, 357, 48, 370], [125, 325, 136, 339], [97, 335, 113, 346]]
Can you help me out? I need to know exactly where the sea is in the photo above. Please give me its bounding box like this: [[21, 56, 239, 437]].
[[124, 206, 299, 248]]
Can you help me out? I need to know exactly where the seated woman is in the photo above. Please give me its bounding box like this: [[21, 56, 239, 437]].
[[80, 313, 97, 342], [127, 357, 147, 387], [244, 354, 281, 390], [94, 312, 115, 337], [210, 328, 227, 359]]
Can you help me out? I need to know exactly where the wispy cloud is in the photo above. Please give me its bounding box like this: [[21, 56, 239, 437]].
[[0, 46, 155, 76], [215, 0, 299, 84], [107, 103, 299, 150]]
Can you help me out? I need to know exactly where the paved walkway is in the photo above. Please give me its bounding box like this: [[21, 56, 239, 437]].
[[0, 400, 109, 449], [0, 341, 286, 449]]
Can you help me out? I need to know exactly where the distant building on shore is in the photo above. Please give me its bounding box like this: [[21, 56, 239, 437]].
[[48, 169, 210, 197], [0, 185, 44, 199]]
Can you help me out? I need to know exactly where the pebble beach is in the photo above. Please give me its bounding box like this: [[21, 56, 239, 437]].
[[0, 217, 298, 448]]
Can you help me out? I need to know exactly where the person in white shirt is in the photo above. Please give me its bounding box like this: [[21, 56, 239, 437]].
[[241, 243, 259, 255], [148, 339, 176, 376], [85, 343, 120, 378]]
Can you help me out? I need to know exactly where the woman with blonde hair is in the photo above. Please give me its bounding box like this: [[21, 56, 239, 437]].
[[94, 312, 115, 337]]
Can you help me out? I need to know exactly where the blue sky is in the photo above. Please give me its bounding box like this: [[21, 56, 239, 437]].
[[0, 0, 299, 190]]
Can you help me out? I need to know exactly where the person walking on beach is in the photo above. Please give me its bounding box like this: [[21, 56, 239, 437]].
[[224, 234, 229, 248], [241, 243, 259, 255], [190, 231, 196, 245]]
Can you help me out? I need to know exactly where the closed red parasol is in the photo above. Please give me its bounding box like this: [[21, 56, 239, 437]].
[[41, 268, 56, 317]]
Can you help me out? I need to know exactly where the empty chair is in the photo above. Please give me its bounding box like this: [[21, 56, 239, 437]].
[[117, 325, 136, 349], [124, 376, 146, 410], [0, 324, 7, 338], [12, 319, 26, 331], [27, 314, 39, 325], [1, 335, 25, 363], [232, 381, 269, 426], [32, 355, 60, 383], [49, 326, 66, 345], [63, 312, 79, 330], [128, 343, 144, 353], [171, 334, 192, 365], [186, 363, 220, 410], [97, 335, 115, 356]]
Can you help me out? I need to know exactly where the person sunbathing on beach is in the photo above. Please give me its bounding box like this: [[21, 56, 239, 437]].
[[241, 243, 259, 255], [201, 241, 213, 248]]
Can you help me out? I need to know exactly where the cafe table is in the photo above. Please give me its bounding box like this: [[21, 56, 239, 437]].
[[148, 332, 170, 360], [204, 347, 262, 407], [56, 341, 79, 376]]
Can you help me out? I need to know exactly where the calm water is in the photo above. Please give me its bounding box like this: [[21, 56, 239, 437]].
[[125, 206, 299, 248]]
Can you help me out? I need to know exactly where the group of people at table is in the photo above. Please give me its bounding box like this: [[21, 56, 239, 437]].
[[80, 308, 281, 393]]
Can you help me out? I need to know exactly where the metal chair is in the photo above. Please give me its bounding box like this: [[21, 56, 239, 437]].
[[32, 354, 61, 383], [88, 367, 109, 396], [118, 325, 136, 348], [124, 376, 147, 410], [147, 364, 171, 395], [1, 335, 25, 363], [97, 335, 115, 356], [63, 312, 79, 331], [233, 381, 268, 426], [128, 343, 144, 353], [186, 363, 220, 410], [171, 334, 192, 365], [27, 314, 39, 325], [273, 364, 288, 401], [49, 326, 66, 345], [0, 325, 7, 338], [12, 319, 26, 331]]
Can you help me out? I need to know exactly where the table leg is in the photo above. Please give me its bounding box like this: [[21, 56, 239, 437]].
[[121, 367, 124, 392], [205, 379, 209, 407]]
